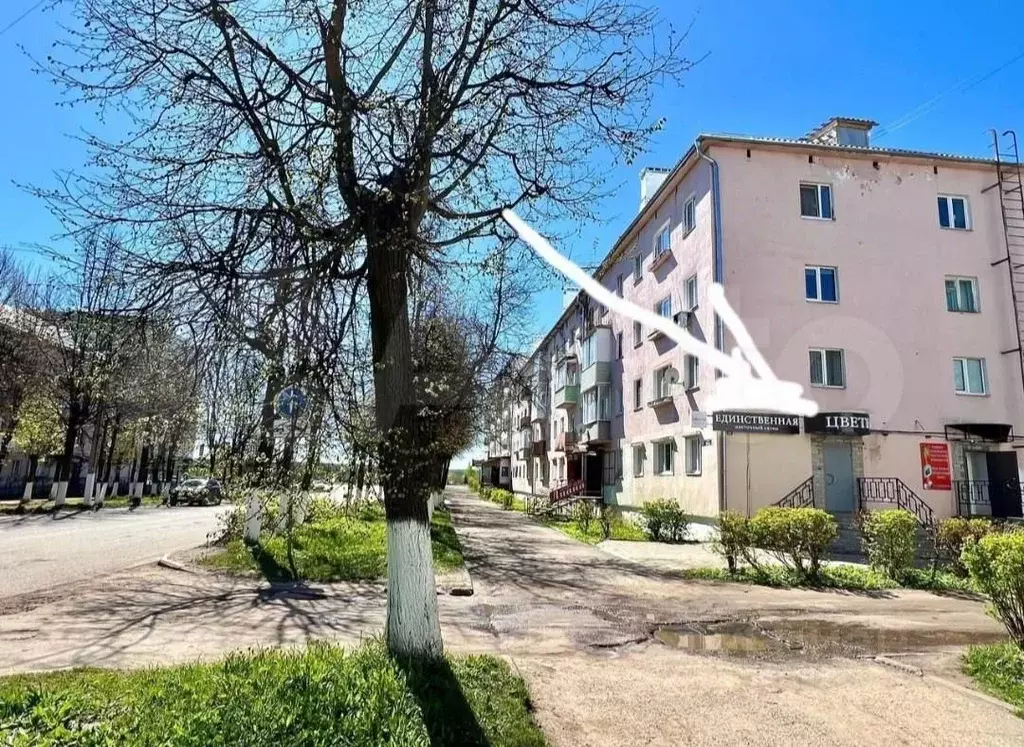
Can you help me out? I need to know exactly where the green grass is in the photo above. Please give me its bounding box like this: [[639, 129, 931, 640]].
[[963, 642, 1024, 715], [679, 563, 977, 593], [202, 508, 465, 582], [0, 495, 164, 514], [0, 641, 548, 746], [542, 517, 648, 544]]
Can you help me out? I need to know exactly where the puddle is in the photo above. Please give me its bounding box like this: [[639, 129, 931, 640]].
[[654, 619, 1008, 659]]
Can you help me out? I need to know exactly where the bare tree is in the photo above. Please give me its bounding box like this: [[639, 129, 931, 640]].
[[39, 0, 689, 657]]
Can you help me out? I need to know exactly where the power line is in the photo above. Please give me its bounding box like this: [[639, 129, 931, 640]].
[[0, 0, 47, 38], [874, 48, 1024, 142]]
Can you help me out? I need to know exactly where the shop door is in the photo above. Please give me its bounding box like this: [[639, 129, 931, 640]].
[[824, 443, 855, 512], [986, 451, 1023, 519], [584, 452, 603, 495]]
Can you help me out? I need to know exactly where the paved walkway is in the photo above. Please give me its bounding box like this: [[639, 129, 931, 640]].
[[0, 488, 1021, 745]]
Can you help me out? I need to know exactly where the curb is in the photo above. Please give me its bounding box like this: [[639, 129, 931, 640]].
[[157, 555, 194, 573]]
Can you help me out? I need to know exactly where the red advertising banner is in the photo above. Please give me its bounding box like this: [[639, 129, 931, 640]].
[[920, 442, 951, 491]]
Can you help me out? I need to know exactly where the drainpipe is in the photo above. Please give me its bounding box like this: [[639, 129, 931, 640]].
[[696, 139, 727, 513]]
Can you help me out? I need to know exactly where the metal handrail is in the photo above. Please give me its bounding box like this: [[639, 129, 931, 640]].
[[857, 477, 935, 527], [773, 477, 814, 509]]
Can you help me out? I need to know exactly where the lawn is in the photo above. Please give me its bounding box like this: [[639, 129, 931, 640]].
[[678, 563, 978, 593], [0, 641, 548, 747], [543, 516, 648, 544], [963, 642, 1024, 715], [0, 495, 163, 515], [202, 507, 466, 582]]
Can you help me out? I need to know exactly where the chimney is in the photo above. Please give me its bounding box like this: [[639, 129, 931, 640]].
[[806, 117, 878, 148], [640, 167, 670, 211]]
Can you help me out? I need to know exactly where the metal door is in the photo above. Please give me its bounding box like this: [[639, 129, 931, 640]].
[[824, 443, 855, 512], [986, 451, 1023, 519]]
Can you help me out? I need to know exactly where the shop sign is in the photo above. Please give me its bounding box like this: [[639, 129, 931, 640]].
[[920, 442, 952, 491], [711, 411, 801, 434], [804, 412, 871, 436], [690, 411, 708, 429]]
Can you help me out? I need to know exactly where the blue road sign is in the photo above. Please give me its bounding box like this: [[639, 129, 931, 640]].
[[277, 386, 307, 419]]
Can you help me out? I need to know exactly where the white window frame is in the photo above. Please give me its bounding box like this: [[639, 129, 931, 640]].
[[654, 365, 673, 400], [653, 221, 671, 259], [581, 334, 596, 370], [655, 296, 672, 319], [945, 276, 979, 313], [954, 357, 988, 396], [684, 354, 699, 390], [654, 440, 675, 476], [616, 331, 623, 359], [616, 273, 624, 297], [632, 444, 645, 477], [685, 436, 702, 476], [805, 265, 839, 303], [938, 195, 970, 231], [809, 348, 845, 388], [684, 274, 698, 311], [633, 378, 643, 410], [633, 320, 642, 347], [683, 195, 696, 234], [633, 252, 643, 283], [800, 182, 833, 220]]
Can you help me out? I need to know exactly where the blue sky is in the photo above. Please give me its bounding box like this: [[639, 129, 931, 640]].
[[1, 0, 1021, 326]]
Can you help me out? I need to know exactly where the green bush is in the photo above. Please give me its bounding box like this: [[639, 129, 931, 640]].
[[749, 507, 837, 581], [305, 494, 346, 524], [598, 504, 614, 541], [573, 500, 595, 533], [492, 489, 515, 510], [639, 499, 689, 543], [479, 485, 493, 502], [860, 509, 919, 580], [715, 510, 753, 574], [962, 532, 1024, 647], [936, 517, 996, 576]]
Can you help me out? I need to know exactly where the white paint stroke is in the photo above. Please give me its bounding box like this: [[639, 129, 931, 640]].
[[501, 209, 819, 418]]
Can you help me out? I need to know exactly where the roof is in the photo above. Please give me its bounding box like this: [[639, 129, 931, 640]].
[[517, 125, 1002, 374]]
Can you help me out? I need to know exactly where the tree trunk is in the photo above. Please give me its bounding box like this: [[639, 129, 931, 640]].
[[366, 226, 443, 659], [256, 367, 283, 476], [300, 399, 325, 490], [55, 402, 82, 506]]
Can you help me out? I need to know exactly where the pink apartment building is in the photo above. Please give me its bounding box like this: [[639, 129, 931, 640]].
[[483, 117, 1024, 526]]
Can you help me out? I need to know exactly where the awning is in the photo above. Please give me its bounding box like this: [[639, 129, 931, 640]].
[[945, 423, 1013, 442]]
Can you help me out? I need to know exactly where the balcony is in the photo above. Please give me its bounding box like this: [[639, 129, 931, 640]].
[[647, 394, 675, 411], [577, 421, 611, 446], [554, 432, 577, 452], [531, 400, 549, 423], [554, 384, 579, 409], [649, 247, 673, 272], [531, 440, 548, 457], [580, 362, 611, 391], [519, 413, 532, 429]]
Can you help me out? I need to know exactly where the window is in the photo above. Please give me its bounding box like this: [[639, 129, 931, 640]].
[[616, 448, 623, 479], [654, 366, 673, 399], [633, 378, 643, 410], [800, 182, 833, 219], [945, 276, 978, 313], [954, 357, 987, 395], [655, 296, 672, 318], [805, 266, 838, 303], [809, 348, 845, 388], [654, 225, 671, 258], [685, 274, 698, 310], [655, 441, 675, 476], [583, 385, 610, 423], [616, 332, 623, 359], [617, 384, 624, 414], [632, 444, 645, 477], [616, 273, 624, 297], [938, 195, 969, 230], [684, 354, 699, 389], [683, 196, 696, 234], [582, 334, 596, 369], [633, 320, 642, 347], [633, 252, 643, 282], [685, 436, 702, 476]]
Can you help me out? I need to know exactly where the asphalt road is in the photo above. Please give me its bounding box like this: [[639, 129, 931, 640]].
[[0, 505, 227, 600]]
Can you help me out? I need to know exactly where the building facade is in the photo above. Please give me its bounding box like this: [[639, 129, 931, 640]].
[[484, 117, 1024, 524]]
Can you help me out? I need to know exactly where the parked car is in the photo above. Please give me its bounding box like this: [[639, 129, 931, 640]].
[[169, 478, 223, 506], [310, 480, 332, 492]]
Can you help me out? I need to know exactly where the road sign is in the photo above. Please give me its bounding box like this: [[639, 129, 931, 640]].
[[277, 386, 307, 419]]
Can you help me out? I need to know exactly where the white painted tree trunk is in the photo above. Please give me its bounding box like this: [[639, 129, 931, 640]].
[[49, 482, 58, 500], [95, 482, 107, 507], [22, 481, 33, 502], [244, 494, 261, 543], [55, 481, 68, 506], [386, 517, 443, 658], [83, 472, 96, 507]]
